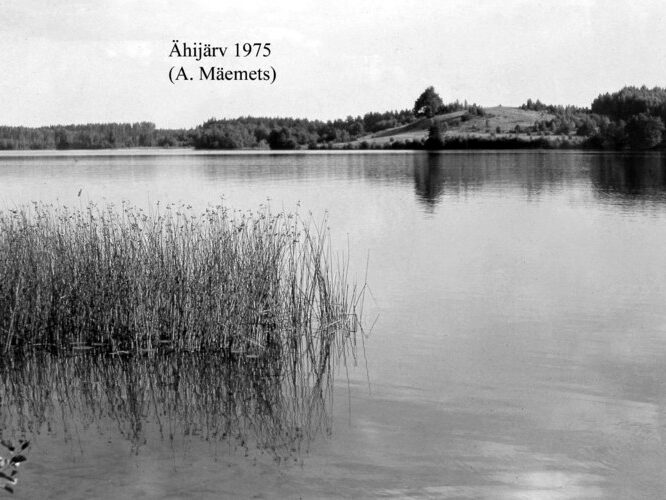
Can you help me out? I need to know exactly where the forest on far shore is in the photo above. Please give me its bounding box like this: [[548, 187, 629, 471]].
[[1, 86, 666, 151]]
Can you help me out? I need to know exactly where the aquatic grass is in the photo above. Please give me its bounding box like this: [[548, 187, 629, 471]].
[[0, 201, 362, 358]]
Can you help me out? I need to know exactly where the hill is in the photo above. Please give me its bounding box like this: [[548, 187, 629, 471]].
[[351, 106, 566, 146]]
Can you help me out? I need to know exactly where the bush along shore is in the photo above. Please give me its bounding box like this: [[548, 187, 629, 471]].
[[0, 202, 365, 458]]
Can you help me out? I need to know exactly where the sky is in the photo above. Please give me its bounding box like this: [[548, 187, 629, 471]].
[[2, 0, 666, 128]]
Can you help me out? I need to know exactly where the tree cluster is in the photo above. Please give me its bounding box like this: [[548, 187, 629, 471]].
[[591, 86, 666, 123], [521, 88, 666, 150], [0, 123, 189, 150], [190, 111, 414, 150], [413, 87, 485, 118], [521, 99, 586, 115]]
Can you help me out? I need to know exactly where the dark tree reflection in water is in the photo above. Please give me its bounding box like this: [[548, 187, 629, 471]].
[[413, 154, 446, 210], [590, 153, 666, 202], [413, 151, 666, 212]]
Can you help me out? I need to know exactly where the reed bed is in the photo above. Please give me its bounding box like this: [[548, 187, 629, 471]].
[[0, 201, 365, 456], [0, 201, 362, 353]]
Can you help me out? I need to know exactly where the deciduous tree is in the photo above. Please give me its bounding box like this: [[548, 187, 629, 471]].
[[414, 87, 444, 118]]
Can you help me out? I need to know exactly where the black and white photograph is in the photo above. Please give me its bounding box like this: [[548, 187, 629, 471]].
[[1, 1, 666, 498]]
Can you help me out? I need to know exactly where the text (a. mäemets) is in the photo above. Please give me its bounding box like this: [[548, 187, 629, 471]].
[[168, 66, 276, 84]]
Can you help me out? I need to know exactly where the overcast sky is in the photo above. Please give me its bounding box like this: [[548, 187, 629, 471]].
[[2, 0, 666, 128]]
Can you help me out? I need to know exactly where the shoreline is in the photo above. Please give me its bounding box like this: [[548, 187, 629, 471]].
[[0, 147, 662, 158]]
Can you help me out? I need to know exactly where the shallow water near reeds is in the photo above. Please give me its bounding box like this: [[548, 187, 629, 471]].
[[1, 150, 666, 498]]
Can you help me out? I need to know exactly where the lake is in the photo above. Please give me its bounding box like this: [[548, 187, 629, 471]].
[[1, 150, 665, 499]]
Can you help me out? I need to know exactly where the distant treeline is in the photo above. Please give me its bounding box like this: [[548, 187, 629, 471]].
[[190, 110, 414, 149], [0, 110, 414, 151], [2, 86, 666, 151], [0, 122, 190, 150], [591, 86, 666, 122], [521, 86, 666, 150]]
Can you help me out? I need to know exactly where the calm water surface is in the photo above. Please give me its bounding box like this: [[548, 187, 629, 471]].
[[1, 150, 665, 499]]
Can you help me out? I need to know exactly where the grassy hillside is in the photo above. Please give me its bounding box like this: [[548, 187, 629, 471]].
[[352, 106, 572, 146]]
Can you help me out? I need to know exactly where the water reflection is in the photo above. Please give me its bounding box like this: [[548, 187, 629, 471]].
[[411, 151, 666, 211], [412, 152, 569, 207], [0, 351, 332, 459], [590, 153, 666, 203], [413, 154, 446, 209], [4, 151, 666, 215]]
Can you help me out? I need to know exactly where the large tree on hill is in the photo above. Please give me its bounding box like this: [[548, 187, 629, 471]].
[[414, 87, 444, 118]]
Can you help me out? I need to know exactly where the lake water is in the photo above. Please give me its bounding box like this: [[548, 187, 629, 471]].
[[1, 150, 665, 499]]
